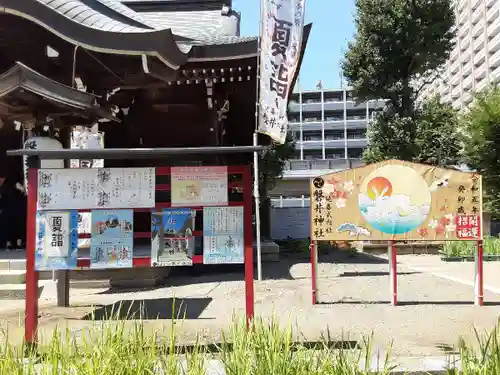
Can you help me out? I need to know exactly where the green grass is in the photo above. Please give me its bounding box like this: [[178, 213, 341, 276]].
[[2, 305, 500, 374], [441, 237, 500, 258]]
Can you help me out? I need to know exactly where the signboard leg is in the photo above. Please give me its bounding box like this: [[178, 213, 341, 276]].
[[243, 166, 254, 327], [475, 240, 484, 306], [389, 241, 398, 306], [56, 271, 70, 307], [310, 240, 318, 305], [25, 165, 39, 347]]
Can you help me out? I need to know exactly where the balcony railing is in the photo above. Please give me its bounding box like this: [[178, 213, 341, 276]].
[[284, 158, 363, 171]]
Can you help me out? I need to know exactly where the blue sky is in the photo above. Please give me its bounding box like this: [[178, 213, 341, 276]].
[[232, 0, 357, 90]]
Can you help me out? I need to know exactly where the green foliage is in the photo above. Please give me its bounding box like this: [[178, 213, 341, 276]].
[[342, 0, 455, 110], [441, 237, 500, 258], [258, 134, 296, 192], [363, 97, 462, 167], [414, 95, 463, 167], [344, 0, 456, 166], [463, 87, 500, 218]]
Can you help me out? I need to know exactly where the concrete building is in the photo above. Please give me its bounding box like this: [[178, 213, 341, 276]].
[[420, 0, 500, 109], [270, 88, 386, 240]]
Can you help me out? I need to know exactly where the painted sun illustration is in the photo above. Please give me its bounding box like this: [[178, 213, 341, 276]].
[[367, 177, 393, 200]]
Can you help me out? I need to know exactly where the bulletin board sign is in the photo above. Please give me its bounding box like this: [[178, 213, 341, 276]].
[[310, 160, 483, 241], [35, 211, 79, 271], [171, 166, 228, 207], [90, 209, 134, 269], [37, 167, 155, 210], [203, 207, 244, 264], [151, 208, 195, 267]]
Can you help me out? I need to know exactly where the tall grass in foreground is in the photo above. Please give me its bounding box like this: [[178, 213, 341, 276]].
[[2, 308, 500, 374], [0, 313, 394, 374]]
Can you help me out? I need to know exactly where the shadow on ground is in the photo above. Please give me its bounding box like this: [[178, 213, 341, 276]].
[[81, 297, 213, 320], [99, 250, 388, 294]]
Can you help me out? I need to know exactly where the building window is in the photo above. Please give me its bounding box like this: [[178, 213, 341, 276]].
[[348, 148, 364, 158], [325, 150, 344, 159], [347, 129, 367, 139], [324, 130, 344, 140], [302, 130, 322, 141], [303, 150, 322, 160]]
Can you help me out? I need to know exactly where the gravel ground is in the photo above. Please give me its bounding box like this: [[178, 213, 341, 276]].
[[1, 251, 499, 357]]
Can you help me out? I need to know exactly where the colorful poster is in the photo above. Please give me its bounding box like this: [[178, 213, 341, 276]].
[[171, 167, 228, 207], [151, 208, 195, 267], [35, 211, 78, 270], [310, 159, 483, 241], [203, 207, 244, 264], [258, 0, 306, 143], [90, 210, 133, 268], [37, 167, 155, 210]]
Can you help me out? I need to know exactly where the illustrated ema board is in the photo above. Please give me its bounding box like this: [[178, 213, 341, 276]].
[[310, 160, 483, 241]]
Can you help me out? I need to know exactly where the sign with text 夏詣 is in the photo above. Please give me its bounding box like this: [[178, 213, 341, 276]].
[[35, 211, 78, 271], [257, 0, 306, 143], [310, 160, 483, 241]]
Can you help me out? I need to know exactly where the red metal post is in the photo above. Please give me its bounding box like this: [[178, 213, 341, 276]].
[[242, 165, 254, 326], [310, 240, 317, 305], [25, 167, 39, 345], [389, 241, 398, 306], [475, 240, 484, 306]]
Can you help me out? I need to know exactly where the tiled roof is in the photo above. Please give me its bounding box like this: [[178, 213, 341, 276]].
[[38, 0, 160, 32]]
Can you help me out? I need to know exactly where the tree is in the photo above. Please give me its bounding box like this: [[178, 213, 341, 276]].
[[342, 0, 455, 116], [414, 95, 462, 167], [258, 135, 296, 238], [363, 97, 462, 166], [463, 87, 500, 218]]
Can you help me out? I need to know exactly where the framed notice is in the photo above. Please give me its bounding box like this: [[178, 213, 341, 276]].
[[37, 167, 155, 210], [35, 211, 78, 271], [90, 210, 133, 269], [203, 207, 244, 264], [171, 166, 228, 207], [151, 208, 195, 267]]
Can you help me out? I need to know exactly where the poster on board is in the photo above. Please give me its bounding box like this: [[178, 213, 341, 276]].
[[37, 167, 155, 210], [203, 207, 244, 264], [310, 159, 483, 241], [151, 208, 195, 267], [171, 167, 228, 207], [90, 210, 133, 268], [35, 211, 78, 270]]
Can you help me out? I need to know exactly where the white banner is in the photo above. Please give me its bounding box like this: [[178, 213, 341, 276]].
[[258, 0, 306, 143], [70, 126, 104, 169], [37, 167, 155, 210]]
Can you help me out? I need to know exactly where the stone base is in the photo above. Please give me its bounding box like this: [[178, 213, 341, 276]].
[[109, 267, 172, 289], [254, 240, 280, 262]]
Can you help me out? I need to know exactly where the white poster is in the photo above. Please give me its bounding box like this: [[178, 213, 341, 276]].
[[37, 167, 155, 210], [70, 126, 104, 169], [258, 0, 306, 143], [203, 207, 244, 264], [44, 212, 70, 258], [171, 166, 228, 207]]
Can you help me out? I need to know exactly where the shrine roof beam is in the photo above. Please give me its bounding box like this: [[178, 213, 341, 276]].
[[7, 145, 266, 160]]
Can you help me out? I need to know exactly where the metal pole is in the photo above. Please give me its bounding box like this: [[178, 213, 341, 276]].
[[311, 240, 318, 305], [475, 239, 484, 306], [253, 0, 264, 281], [253, 134, 262, 281], [389, 240, 398, 306]]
